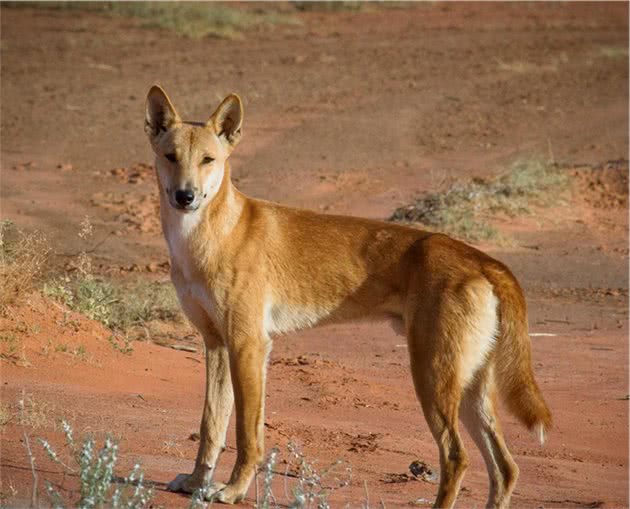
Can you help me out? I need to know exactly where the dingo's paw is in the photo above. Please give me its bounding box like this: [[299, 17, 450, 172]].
[[210, 484, 245, 505], [203, 481, 227, 500], [167, 473, 225, 496]]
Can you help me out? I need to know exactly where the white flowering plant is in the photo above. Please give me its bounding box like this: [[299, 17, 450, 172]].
[[37, 420, 153, 509]]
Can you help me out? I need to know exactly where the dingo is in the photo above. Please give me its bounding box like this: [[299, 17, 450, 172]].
[[145, 85, 551, 508]]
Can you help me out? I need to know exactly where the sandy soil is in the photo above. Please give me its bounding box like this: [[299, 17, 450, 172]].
[[1, 3, 628, 508]]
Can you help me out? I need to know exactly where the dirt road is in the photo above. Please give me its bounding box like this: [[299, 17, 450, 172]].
[[1, 3, 628, 507]]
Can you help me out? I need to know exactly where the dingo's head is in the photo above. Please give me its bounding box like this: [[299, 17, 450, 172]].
[[144, 85, 243, 212]]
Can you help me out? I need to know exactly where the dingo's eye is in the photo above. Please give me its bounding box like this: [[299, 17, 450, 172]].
[[201, 156, 214, 165], [165, 153, 177, 163]]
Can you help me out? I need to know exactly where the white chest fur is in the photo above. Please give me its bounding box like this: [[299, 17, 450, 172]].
[[162, 205, 223, 332], [164, 208, 203, 279], [176, 278, 222, 331]]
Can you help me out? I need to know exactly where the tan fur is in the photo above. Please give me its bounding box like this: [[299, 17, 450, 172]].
[[145, 85, 552, 508]]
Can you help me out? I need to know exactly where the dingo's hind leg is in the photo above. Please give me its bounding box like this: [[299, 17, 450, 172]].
[[460, 367, 519, 509], [407, 311, 469, 508], [406, 272, 500, 508]]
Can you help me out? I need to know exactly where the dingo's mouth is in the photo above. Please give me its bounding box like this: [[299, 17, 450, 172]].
[[171, 203, 199, 212], [168, 199, 200, 212]]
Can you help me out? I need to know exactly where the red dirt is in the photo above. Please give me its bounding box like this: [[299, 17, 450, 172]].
[[1, 3, 628, 508]]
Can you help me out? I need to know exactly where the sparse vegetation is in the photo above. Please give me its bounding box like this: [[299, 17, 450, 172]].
[[1, 215, 182, 357], [74, 344, 87, 360], [390, 158, 568, 242], [599, 46, 629, 58], [255, 442, 352, 509], [44, 276, 180, 333], [54, 343, 69, 354], [43, 216, 181, 333], [108, 334, 134, 355], [0, 479, 18, 505], [293, 1, 364, 12], [496, 59, 559, 73], [0, 403, 11, 426], [36, 420, 154, 509], [4, 2, 299, 39], [0, 220, 49, 313], [16, 394, 54, 430], [54, 342, 87, 360], [0, 331, 30, 366], [1, 333, 18, 358], [28, 423, 350, 509], [292, 1, 414, 14]]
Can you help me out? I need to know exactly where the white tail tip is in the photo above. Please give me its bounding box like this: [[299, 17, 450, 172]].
[[534, 423, 546, 446]]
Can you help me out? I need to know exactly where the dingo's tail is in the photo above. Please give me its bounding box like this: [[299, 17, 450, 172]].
[[492, 269, 552, 445]]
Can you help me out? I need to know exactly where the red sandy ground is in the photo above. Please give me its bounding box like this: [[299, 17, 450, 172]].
[[1, 3, 628, 508]]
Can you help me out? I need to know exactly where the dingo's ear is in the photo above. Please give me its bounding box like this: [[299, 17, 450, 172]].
[[209, 94, 243, 149], [145, 85, 181, 139]]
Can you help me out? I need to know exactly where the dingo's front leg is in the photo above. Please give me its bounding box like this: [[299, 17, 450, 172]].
[[169, 340, 234, 495], [167, 290, 234, 495], [212, 332, 271, 504], [195, 341, 233, 481]]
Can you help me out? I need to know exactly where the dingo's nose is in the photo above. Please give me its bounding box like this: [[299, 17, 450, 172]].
[[175, 189, 195, 207]]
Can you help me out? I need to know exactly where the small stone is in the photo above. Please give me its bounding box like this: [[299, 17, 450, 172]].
[[409, 460, 438, 483]]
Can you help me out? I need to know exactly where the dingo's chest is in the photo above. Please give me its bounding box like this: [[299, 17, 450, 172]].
[[175, 276, 222, 330], [163, 209, 225, 331]]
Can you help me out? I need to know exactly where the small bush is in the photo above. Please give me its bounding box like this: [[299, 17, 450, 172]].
[[390, 158, 568, 242], [44, 276, 180, 332], [37, 421, 153, 509], [0, 220, 49, 312], [16, 394, 54, 430], [256, 442, 352, 509]]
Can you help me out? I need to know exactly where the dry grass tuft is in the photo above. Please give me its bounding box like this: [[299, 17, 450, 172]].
[[599, 46, 629, 59], [17, 394, 54, 430], [496, 60, 559, 73], [0, 220, 49, 313], [390, 158, 568, 242], [0, 403, 11, 426], [0, 331, 31, 367]]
